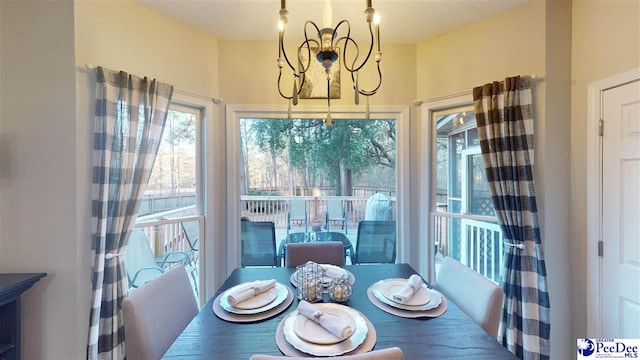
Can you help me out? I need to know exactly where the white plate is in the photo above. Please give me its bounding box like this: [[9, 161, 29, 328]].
[[283, 303, 368, 356], [378, 278, 431, 306], [233, 285, 278, 310], [219, 282, 288, 314], [372, 280, 442, 311], [293, 307, 356, 345]]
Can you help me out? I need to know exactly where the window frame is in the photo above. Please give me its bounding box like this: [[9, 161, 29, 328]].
[[226, 104, 410, 274]]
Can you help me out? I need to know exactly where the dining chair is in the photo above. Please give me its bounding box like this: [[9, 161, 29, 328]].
[[124, 229, 196, 289], [353, 220, 396, 264], [122, 265, 199, 360], [241, 220, 279, 267], [248, 347, 404, 360], [285, 241, 345, 267], [433, 256, 504, 338], [287, 199, 308, 234], [325, 199, 348, 234]]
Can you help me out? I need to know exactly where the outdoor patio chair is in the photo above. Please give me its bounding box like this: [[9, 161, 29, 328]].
[[122, 265, 198, 360], [180, 220, 200, 264], [433, 256, 504, 338], [241, 220, 279, 267], [325, 199, 347, 233], [353, 220, 397, 264], [124, 229, 197, 291], [287, 199, 308, 234]]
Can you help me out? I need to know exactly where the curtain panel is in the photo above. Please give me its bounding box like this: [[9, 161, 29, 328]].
[[473, 76, 551, 360], [87, 66, 173, 360]]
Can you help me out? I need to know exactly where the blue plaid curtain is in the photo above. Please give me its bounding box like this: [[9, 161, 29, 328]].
[[87, 67, 173, 359], [473, 76, 551, 359]]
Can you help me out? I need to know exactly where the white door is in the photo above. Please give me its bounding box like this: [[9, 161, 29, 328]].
[[601, 79, 640, 337]]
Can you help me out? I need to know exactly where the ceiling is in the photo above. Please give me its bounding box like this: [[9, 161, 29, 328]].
[[133, 0, 534, 44]]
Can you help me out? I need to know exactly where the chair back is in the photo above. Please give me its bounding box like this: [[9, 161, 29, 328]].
[[326, 200, 347, 233], [241, 221, 278, 267], [249, 346, 404, 360], [354, 221, 396, 264], [180, 220, 200, 251], [285, 241, 345, 267], [289, 200, 307, 220], [326, 200, 344, 220], [434, 256, 504, 338], [125, 229, 164, 287], [122, 265, 199, 360]]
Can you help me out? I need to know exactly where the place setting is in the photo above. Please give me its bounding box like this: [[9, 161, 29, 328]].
[[212, 278, 294, 322], [367, 274, 448, 318], [276, 300, 377, 357]]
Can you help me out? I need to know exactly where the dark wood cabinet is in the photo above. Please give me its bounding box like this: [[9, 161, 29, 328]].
[[0, 273, 46, 360]]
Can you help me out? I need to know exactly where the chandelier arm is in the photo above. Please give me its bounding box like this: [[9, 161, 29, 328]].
[[277, 69, 293, 100], [356, 61, 382, 96], [335, 20, 375, 74]]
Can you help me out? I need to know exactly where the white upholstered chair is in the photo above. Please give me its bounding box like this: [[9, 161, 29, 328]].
[[122, 265, 199, 360], [433, 256, 504, 338], [284, 241, 345, 267], [249, 346, 404, 360]]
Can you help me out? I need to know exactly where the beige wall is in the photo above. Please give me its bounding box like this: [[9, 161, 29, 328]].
[[416, 3, 546, 99], [218, 40, 415, 106], [74, 0, 219, 96], [570, 0, 640, 341], [1, 1, 80, 359]]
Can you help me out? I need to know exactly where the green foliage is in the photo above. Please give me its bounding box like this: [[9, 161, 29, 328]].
[[241, 117, 396, 194]]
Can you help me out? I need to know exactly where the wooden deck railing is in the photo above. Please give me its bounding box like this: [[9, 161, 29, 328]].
[[240, 195, 397, 229], [433, 212, 504, 283]]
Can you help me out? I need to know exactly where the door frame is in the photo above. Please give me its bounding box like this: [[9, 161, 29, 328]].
[[586, 68, 640, 336]]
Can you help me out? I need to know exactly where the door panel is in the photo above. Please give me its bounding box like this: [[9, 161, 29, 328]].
[[602, 79, 640, 338]]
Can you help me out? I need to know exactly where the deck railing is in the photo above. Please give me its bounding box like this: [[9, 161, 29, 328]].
[[433, 212, 504, 283], [240, 195, 397, 229]]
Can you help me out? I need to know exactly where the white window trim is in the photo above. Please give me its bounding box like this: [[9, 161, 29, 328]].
[[226, 104, 410, 274], [171, 89, 219, 304], [418, 92, 473, 284]]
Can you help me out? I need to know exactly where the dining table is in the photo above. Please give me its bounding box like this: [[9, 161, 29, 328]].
[[162, 263, 518, 360]]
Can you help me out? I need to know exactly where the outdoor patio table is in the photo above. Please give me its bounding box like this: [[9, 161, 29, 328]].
[[278, 231, 353, 264], [162, 263, 519, 360]]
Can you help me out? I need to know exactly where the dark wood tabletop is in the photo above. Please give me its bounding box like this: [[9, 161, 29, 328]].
[[163, 264, 517, 360]]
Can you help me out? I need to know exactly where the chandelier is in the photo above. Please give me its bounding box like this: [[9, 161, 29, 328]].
[[277, 0, 382, 126]]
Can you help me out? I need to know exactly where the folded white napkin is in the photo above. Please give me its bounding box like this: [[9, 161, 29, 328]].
[[297, 300, 353, 339], [392, 274, 423, 304], [226, 279, 277, 306], [322, 265, 347, 279]]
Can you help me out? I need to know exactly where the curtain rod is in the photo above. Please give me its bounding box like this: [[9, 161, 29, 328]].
[[83, 64, 223, 104], [412, 74, 541, 106]]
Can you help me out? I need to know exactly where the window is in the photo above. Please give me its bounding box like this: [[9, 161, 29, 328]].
[[133, 102, 204, 297], [238, 117, 398, 266], [432, 105, 503, 282]]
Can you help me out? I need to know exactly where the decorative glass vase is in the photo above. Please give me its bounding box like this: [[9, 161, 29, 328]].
[[328, 277, 352, 303], [295, 262, 323, 302]]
